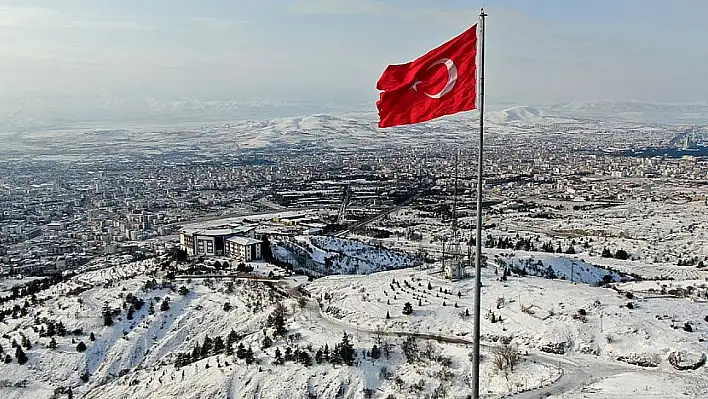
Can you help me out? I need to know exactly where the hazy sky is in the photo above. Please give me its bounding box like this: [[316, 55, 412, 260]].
[[1, 0, 707, 108]]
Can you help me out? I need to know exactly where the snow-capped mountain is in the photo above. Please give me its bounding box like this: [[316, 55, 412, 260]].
[[1, 99, 708, 132]]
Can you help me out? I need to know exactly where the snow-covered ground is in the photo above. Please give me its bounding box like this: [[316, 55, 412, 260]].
[[0, 256, 562, 399], [272, 235, 420, 276]]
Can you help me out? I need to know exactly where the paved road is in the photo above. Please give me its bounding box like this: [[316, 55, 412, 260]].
[[508, 353, 587, 399]]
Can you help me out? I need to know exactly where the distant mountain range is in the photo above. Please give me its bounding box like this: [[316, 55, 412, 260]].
[[1, 98, 707, 132]]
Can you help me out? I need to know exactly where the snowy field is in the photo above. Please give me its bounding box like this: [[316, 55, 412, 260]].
[[307, 264, 708, 398]]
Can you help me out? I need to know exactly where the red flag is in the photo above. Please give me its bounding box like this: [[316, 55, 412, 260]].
[[376, 25, 477, 128]]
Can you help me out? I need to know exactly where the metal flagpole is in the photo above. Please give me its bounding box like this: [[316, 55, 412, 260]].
[[471, 7, 487, 399]]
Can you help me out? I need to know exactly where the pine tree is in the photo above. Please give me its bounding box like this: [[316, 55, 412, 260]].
[[338, 332, 355, 366], [148, 301, 155, 315], [266, 303, 287, 337], [386, 311, 390, 319], [402, 302, 413, 315], [89, 332, 96, 341], [21, 335, 31, 349], [370, 344, 381, 360], [244, 346, 255, 365], [213, 336, 225, 354], [160, 298, 170, 312], [315, 348, 323, 364], [192, 343, 201, 361], [236, 343, 247, 359], [102, 305, 113, 327], [76, 341, 87, 352], [225, 330, 237, 356], [274, 347, 284, 365], [201, 335, 213, 358], [261, 335, 273, 349], [15, 346, 27, 365], [46, 322, 56, 337], [48, 338, 57, 350]]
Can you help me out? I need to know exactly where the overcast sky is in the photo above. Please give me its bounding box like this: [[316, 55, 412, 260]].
[[1, 0, 707, 108]]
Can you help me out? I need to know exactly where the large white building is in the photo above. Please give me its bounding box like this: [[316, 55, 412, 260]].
[[179, 226, 262, 261]]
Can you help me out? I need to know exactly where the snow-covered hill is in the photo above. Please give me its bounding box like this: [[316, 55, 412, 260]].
[[272, 235, 420, 276], [541, 100, 708, 125]]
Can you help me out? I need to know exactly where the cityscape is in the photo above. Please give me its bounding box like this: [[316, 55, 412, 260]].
[[2, 1, 708, 398]]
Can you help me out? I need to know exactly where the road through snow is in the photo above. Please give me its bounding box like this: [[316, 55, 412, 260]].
[[285, 283, 634, 399]]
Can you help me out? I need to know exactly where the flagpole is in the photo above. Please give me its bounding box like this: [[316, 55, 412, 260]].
[[471, 7, 487, 399]]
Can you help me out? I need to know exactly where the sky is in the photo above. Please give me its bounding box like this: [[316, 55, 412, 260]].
[[0, 0, 707, 115]]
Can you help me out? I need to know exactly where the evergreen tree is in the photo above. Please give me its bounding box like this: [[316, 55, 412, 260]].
[[236, 343, 247, 359], [402, 302, 413, 315], [245, 346, 255, 365], [370, 344, 381, 360], [323, 344, 330, 361], [225, 330, 238, 356], [337, 332, 356, 366], [201, 335, 213, 358], [401, 336, 418, 363], [178, 286, 189, 296], [192, 343, 201, 361], [261, 335, 273, 349], [15, 346, 27, 365], [266, 303, 287, 337], [213, 336, 225, 354], [148, 301, 155, 315], [76, 341, 87, 353], [297, 350, 312, 367], [21, 335, 31, 349], [160, 298, 170, 312], [46, 322, 56, 337], [274, 347, 284, 365], [386, 311, 390, 319], [89, 332, 96, 341], [102, 305, 113, 327], [48, 338, 57, 350], [223, 302, 232, 312], [315, 348, 323, 364]]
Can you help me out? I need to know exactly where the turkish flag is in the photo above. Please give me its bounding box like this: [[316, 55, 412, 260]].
[[376, 25, 478, 128]]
